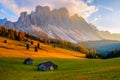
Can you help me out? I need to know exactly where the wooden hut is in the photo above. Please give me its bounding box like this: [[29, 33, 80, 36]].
[[24, 58, 33, 64], [37, 61, 57, 71]]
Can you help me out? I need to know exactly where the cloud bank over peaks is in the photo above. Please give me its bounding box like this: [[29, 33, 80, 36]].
[[0, 0, 98, 21]]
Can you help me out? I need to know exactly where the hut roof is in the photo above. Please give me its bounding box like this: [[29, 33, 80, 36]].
[[38, 61, 57, 67], [25, 58, 33, 61]]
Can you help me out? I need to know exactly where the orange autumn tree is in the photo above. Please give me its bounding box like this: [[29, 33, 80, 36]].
[[78, 45, 89, 54], [18, 32, 25, 41], [0, 25, 8, 36]]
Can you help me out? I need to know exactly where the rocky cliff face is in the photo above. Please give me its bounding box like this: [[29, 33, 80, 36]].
[[3, 5, 103, 43]]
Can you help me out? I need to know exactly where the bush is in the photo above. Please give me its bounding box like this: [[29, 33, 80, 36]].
[[4, 40, 7, 43]]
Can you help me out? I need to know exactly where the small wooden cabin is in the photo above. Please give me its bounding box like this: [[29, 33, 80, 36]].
[[37, 61, 57, 71], [24, 58, 33, 64]]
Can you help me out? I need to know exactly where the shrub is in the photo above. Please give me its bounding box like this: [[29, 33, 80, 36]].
[[4, 40, 7, 43]]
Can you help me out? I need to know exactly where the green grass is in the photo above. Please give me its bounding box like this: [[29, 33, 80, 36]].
[[0, 57, 120, 80]]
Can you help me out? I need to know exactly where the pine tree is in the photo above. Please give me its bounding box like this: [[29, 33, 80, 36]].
[[14, 30, 19, 40], [37, 43, 40, 49], [26, 42, 30, 50], [35, 45, 38, 52], [8, 28, 15, 39]]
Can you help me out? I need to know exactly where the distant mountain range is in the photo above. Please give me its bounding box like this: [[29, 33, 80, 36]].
[[0, 5, 120, 43]]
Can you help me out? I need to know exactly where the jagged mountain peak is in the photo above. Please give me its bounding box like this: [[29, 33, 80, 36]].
[[58, 7, 68, 14], [72, 13, 79, 17], [71, 13, 85, 22], [18, 11, 30, 23], [20, 11, 28, 16], [71, 13, 79, 20], [35, 5, 50, 13], [2, 5, 106, 43], [52, 7, 69, 17]]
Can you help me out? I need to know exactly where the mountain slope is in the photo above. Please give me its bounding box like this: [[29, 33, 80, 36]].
[[89, 24, 120, 41], [0, 37, 85, 58], [3, 6, 103, 43]]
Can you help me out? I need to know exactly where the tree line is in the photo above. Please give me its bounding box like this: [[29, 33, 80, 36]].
[[0, 25, 106, 55], [0, 25, 25, 41], [0, 25, 91, 54], [105, 49, 120, 58], [86, 49, 120, 59]]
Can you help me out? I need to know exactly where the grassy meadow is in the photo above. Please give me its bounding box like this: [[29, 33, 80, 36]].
[[0, 37, 85, 58], [0, 57, 120, 80], [0, 37, 120, 80]]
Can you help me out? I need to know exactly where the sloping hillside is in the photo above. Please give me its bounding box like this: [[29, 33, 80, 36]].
[[0, 37, 85, 58]]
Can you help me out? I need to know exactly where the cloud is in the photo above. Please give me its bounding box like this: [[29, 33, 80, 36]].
[[64, 0, 98, 21], [0, 0, 30, 15], [87, 0, 94, 3], [99, 5, 114, 12], [92, 11, 120, 33], [90, 15, 102, 23], [0, 0, 98, 21]]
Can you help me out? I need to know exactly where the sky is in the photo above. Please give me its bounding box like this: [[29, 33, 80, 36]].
[[0, 0, 120, 33]]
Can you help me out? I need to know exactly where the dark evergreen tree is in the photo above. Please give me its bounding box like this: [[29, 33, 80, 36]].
[[14, 30, 19, 40], [8, 28, 15, 39], [26, 44, 30, 50], [37, 43, 40, 49], [35, 45, 38, 52], [31, 41, 34, 45]]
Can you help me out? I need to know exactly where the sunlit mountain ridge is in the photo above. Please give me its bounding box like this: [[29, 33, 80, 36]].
[[0, 5, 120, 43]]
